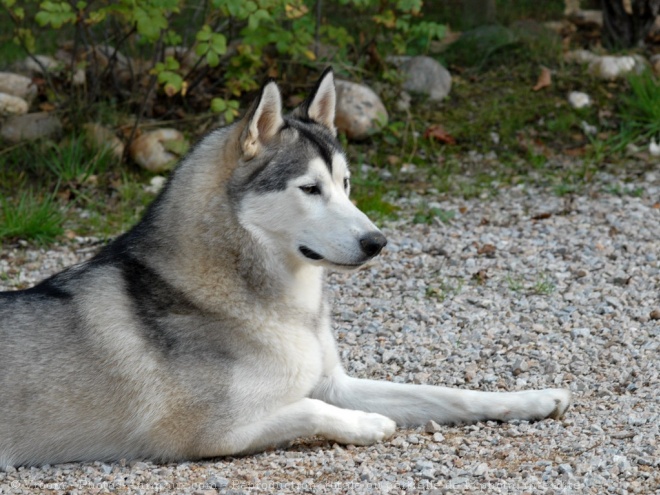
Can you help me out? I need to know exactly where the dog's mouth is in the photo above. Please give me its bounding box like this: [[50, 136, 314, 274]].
[[299, 246, 324, 261], [299, 246, 363, 268]]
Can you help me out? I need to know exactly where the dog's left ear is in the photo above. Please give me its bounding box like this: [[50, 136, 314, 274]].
[[294, 67, 337, 136], [241, 80, 284, 159]]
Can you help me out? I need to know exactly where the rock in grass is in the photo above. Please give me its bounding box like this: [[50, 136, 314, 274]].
[[20, 55, 61, 74], [0, 72, 37, 103], [565, 51, 647, 79], [568, 91, 591, 109], [564, 49, 600, 64], [0, 93, 29, 116], [0, 112, 63, 143], [588, 55, 646, 79], [390, 55, 452, 101], [129, 128, 187, 173], [335, 80, 388, 141]]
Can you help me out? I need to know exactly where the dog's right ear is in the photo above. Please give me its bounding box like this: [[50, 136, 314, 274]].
[[240, 80, 284, 159], [293, 67, 336, 135]]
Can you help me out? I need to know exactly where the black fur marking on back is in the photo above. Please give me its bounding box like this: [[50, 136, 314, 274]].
[[0, 276, 72, 300], [119, 253, 198, 355]]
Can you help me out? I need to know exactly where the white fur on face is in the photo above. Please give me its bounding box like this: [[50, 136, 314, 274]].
[[237, 154, 382, 271]]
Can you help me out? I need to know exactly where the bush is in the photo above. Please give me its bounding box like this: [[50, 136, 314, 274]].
[[1, 0, 446, 119]]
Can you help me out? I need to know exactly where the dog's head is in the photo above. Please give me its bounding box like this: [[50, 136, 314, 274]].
[[228, 69, 386, 271]]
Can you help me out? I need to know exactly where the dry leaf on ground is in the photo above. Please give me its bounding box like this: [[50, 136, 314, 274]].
[[533, 66, 552, 91], [424, 124, 456, 144]]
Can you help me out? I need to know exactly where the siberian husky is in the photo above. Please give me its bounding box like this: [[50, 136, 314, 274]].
[[0, 68, 570, 467]]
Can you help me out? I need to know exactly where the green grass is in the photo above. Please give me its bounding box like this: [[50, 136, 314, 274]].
[[532, 274, 555, 295], [0, 191, 64, 245], [613, 71, 660, 150], [0, 135, 155, 245], [506, 275, 525, 292], [43, 137, 115, 185], [74, 176, 155, 238], [506, 273, 555, 295]]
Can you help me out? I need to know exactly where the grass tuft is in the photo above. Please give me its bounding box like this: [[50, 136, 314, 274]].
[[0, 191, 64, 245], [614, 71, 660, 149], [43, 137, 114, 184]]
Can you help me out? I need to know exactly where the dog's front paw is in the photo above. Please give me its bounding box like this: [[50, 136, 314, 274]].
[[323, 410, 396, 446], [541, 388, 571, 419], [507, 388, 571, 421]]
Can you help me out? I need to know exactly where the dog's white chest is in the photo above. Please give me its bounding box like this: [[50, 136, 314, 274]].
[[228, 317, 326, 415]]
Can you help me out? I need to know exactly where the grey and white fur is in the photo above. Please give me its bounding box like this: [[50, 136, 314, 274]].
[[0, 68, 570, 467]]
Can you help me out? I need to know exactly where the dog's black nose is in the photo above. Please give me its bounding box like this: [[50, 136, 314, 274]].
[[360, 232, 387, 257]]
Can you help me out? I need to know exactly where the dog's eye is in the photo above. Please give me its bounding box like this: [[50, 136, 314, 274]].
[[300, 184, 321, 195], [343, 178, 350, 190]]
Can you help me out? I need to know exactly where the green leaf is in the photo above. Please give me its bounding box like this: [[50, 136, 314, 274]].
[[164, 30, 182, 46], [196, 25, 212, 41], [36, 1, 77, 28], [164, 56, 179, 71], [211, 98, 227, 113], [134, 6, 168, 41], [396, 0, 422, 14], [195, 42, 208, 56], [210, 33, 227, 54], [247, 9, 270, 31], [206, 50, 219, 67]]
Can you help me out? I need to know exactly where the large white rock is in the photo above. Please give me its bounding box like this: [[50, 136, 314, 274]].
[[335, 80, 388, 141], [129, 128, 186, 172], [0, 72, 37, 103], [398, 55, 452, 101], [22, 55, 61, 74], [0, 93, 29, 116], [0, 112, 63, 143]]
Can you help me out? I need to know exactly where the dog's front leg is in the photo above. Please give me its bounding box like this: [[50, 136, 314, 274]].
[[197, 398, 395, 457], [312, 366, 571, 426]]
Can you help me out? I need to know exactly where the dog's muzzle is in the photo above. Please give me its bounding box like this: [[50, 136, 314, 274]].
[[299, 231, 387, 266]]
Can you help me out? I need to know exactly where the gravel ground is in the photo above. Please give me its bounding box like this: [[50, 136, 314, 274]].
[[1, 177, 659, 494]]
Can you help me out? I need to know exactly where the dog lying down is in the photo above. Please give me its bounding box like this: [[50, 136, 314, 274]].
[[0, 68, 570, 467]]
